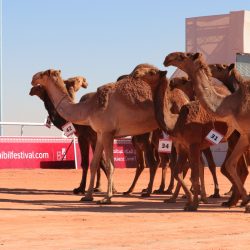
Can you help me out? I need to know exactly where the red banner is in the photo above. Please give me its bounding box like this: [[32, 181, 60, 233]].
[[0, 137, 136, 169]]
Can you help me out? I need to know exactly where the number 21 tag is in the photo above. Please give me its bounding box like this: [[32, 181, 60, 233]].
[[205, 129, 223, 145], [62, 122, 76, 137]]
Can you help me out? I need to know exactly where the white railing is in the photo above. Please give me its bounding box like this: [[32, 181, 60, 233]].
[[0, 122, 78, 169]]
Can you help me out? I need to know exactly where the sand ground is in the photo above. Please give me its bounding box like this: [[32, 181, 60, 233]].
[[0, 167, 249, 250]]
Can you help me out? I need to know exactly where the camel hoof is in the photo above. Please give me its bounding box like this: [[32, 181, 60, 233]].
[[164, 197, 176, 203], [184, 204, 198, 211], [141, 192, 151, 197], [141, 188, 148, 193], [200, 198, 209, 204], [224, 191, 232, 196], [123, 191, 132, 196], [240, 198, 250, 207], [73, 187, 84, 195], [245, 205, 250, 213], [96, 198, 112, 204], [153, 189, 164, 194], [221, 201, 236, 207], [164, 189, 173, 195], [93, 187, 102, 193], [209, 193, 221, 198], [80, 196, 94, 202]]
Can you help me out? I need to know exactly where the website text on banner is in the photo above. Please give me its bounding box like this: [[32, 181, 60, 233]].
[[0, 137, 137, 169]]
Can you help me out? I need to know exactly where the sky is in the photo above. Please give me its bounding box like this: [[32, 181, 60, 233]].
[[1, 0, 250, 136]]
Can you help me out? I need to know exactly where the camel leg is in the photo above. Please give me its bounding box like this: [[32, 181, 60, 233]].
[[223, 153, 249, 207], [185, 144, 201, 211], [141, 146, 159, 197], [223, 135, 249, 207], [220, 131, 240, 204], [123, 147, 145, 195], [199, 156, 208, 204], [81, 135, 104, 202], [153, 154, 171, 194], [165, 159, 189, 203], [73, 136, 89, 195], [97, 133, 114, 204], [202, 148, 220, 198], [165, 147, 177, 194], [164, 148, 193, 207]]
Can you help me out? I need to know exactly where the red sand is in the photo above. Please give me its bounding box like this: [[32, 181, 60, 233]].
[[0, 168, 249, 250]]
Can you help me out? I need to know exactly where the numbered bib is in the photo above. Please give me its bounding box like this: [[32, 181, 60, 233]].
[[205, 129, 223, 145], [158, 139, 172, 153], [62, 122, 76, 137], [45, 116, 52, 128]]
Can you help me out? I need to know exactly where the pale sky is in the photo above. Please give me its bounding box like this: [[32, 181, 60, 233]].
[[1, 0, 250, 136]]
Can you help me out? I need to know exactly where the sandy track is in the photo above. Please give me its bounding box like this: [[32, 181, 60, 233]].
[[0, 168, 249, 250]]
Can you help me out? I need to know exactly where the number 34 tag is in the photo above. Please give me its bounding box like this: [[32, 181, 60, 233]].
[[158, 139, 172, 153], [62, 122, 76, 137], [205, 129, 223, 145]]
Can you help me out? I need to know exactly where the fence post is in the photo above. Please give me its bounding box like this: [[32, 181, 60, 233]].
[[73, 135, 78, 169]]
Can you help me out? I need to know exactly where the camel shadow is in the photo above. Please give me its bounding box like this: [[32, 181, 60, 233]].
[[0, 187, 73, 196], [0, 187, 246, 214]]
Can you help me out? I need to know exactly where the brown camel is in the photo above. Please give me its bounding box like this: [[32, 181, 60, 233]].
[[163, 52, 250, 210], [30, 77, 164, 197], [29, 77, 110, 194], [154, 66, 246, 210], [31, 64, 166, 204]]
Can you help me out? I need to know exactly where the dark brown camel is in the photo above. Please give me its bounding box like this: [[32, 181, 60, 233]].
[[154, 68, 247, 210], [164, 52, 249, 209]]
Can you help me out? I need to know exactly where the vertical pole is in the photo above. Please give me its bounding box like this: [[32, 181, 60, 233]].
[[0, 0, 3, 136], [73, 135, 78, 169]]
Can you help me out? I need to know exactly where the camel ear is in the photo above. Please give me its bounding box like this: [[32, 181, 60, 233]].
[[192, 52, 202, 61], [44, 69, 52, 76], [229, 63, 235, 71]]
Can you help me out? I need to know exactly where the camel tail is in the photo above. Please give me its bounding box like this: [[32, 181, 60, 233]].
[[153, 78, 169, 132]]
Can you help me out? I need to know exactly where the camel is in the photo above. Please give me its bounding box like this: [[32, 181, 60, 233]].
[[29, 77, 110, 194], [31, 64, 167, 204], [153, 66, 248, 210], [30, 77, 166, 197], [125, 64, 238, 199], [163, 52, 250, 210]]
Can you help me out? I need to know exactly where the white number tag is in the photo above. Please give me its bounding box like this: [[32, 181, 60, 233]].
[[45, 116, 52, 128], [205, 129, 223, 145], [62, 122, 76, 137], [158, 139, 172, 153]]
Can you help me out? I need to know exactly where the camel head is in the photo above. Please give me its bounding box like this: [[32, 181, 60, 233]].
[[64, 76, 88, 100], [31, 69, 62, 87], [209, 63, 239, 93], [130, 63, 167, 87], [169, 77, 195, 101], [31, 69, 72, 98], [29, 85, 46, 101], [163, 52, 211, 77]]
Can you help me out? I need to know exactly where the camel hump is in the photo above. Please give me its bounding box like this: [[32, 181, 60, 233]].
[[97, 83, 116, 109]]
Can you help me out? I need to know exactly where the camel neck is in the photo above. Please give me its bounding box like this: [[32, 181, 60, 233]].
[[190, 69, 232, 117], [44, 78, 91, 126]]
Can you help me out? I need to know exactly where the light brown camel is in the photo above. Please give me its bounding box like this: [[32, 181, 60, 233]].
[[31, 64, 166, 204], [30, 77, 111, 194], [163, 52, 250, 210]]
